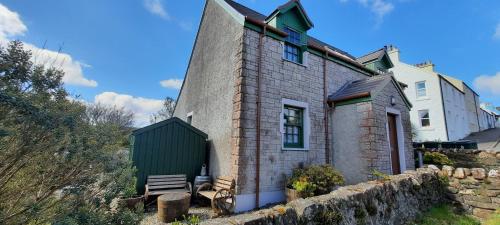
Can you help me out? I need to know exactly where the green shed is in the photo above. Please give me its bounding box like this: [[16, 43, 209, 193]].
[[130, 117, 208, 194]]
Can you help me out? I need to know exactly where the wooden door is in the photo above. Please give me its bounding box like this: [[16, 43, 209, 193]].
[[387, 114, 401, 175]]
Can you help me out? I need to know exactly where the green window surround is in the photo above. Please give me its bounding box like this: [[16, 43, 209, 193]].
[[283, 105, 304, 148]]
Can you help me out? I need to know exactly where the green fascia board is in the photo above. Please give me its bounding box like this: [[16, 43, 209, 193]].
[[132, 117, 208, 138], [244, 21, 285, 41], [335, 97, 372, 106]]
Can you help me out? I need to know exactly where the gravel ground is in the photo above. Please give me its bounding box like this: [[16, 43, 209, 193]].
[[140, 205, 215, 225]]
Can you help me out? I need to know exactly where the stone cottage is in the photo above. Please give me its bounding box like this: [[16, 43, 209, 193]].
[[173, 0, 414, 212]]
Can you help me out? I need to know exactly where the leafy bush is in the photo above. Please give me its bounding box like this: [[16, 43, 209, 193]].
[[371, 169, 391, 181], [424, 152, 454, 166], [171, 215, 201, 225], [287, 165, 344, 197]]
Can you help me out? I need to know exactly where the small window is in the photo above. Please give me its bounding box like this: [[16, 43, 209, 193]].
[[283, 27, 302, 63], [418, 110, 430, 127], [283, 105, 303, 148], [416, 81, 427, 98]]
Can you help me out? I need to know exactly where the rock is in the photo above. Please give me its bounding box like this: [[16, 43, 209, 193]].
[[442, 165, 454, 177], [464, 200, 497, 210], [492, 197, 500, 204], [463, 195, 492, 203], [453, 168, 466, 179], [496, 153, 500, 159], [488, 169, 499, 178], [463, 168, 471, 176], [427, 165, 439, 171], [471, 168, 486, 180], [472, 208, 494, 219]]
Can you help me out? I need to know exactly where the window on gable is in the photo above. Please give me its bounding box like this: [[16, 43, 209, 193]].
[[418, 110, 430, 127], [283, 27, 302, 63], [415, 81, 427, 98], [283, 105, 303, 148]]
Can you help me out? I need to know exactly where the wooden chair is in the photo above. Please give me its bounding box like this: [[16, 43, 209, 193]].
[[145, 174, 192, 200], [196, 176, 235, 215]]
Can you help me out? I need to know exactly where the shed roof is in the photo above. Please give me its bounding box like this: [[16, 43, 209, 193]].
[[328, 74, 412, 108], [132, 117, 208, 138]]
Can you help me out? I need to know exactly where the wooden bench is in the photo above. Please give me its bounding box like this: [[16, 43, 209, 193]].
[[145, 174, 192, 200], [196, 176, 235, 215]]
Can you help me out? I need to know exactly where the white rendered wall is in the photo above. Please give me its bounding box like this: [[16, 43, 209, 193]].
[[388, 51, 448, 142], [440, 79, 468, 141]]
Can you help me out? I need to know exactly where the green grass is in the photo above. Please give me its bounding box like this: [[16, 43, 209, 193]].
[[413, 205, 480, 225], [483, 209, 500, 225]]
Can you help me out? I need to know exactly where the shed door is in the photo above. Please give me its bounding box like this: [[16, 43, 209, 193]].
[[387, 113, 401, 175]]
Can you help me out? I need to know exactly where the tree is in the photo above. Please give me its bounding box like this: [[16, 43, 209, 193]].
[[150, 97, 176, 124], [0, 41, 141, 224]]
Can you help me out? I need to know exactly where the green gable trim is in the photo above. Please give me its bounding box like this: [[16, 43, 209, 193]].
[[334, 97, 372, 106], [265, 1, 313, 30]]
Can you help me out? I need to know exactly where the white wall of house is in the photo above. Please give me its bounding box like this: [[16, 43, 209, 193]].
[[440, 78, 469, 140], [388, 49, 448, 142]]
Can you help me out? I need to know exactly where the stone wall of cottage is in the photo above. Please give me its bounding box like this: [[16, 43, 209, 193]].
[[370, 81, 415, 177], [200, 168, 447, 225], [233, 28, 370, 196], [173, 0, 244, 178], [332, 81, 414, 184]]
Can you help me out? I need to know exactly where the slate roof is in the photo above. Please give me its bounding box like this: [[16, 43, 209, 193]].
[[328, 74, 412, 108], [356, 48, 386, 64], [328, 75, 388, 102], [223, 0, 357, 61]]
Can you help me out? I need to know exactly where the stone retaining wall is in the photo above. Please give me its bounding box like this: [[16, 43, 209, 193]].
[[201, 168, 446, 225], [416, 148, 499, 170], [431, 164, 500, 219]]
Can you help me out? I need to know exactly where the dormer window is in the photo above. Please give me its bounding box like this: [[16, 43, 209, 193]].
[[283, 27, 302, 63]]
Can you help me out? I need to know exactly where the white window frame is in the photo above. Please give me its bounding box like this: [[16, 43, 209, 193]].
[[415, 81, 427, 98], [418, 109, 431, 127], [280, 98, 310, 151]]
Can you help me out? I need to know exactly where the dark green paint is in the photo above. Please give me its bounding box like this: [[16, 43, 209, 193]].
[[334, 97, 372, 106], [131, 117, 208, 194]]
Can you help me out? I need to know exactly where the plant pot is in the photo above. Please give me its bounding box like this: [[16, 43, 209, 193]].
[[119, 196, 144, 210], [285, 188, 302, 203]]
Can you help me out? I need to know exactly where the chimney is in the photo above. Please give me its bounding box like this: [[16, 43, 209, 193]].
[[415, 61, 435, 72], [386, 45, 400, 62]]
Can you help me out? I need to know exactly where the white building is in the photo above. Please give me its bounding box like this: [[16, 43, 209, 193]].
[[480, 103, 499, 129], [385, 46, 480, 142]]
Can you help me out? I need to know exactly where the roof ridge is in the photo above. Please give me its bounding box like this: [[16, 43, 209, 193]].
[[357, 48, 385, 59]]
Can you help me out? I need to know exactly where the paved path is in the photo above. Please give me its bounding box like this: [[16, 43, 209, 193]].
[[462, 128, 500, 151]]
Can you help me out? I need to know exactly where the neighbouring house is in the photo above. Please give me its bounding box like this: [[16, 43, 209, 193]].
[[480, 103, 498, 129], [379, 45, 484, 142], [173, 0, 414, 212]]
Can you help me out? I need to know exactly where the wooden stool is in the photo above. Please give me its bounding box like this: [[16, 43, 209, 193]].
[[157, 193, 191, 223]]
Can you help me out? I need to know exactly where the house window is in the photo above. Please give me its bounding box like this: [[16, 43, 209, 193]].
[[418, 110, 430, 127], [283, 27, 302, 63], [283, 105, 304, 148], [415, 81, 427, 98]]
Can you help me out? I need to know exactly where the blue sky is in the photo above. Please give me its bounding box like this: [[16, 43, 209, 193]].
[[1, 0, 499, 125]]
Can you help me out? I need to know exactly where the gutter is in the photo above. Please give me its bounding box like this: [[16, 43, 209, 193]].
[[328, 92, 371, 104], [308, 43, 377, 76]]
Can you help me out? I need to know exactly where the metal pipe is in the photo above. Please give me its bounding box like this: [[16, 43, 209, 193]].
[[323, 50, 330, 164], [255, 25, 266, 210]]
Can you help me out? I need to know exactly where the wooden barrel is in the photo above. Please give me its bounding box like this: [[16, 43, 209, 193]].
[[157, 193, 191, 223]]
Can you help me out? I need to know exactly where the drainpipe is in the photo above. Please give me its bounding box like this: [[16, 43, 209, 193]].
[[255, 25, 266, 210], [323, 50, 330, 164]]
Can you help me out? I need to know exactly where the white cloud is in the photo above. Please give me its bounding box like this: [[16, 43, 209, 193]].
[[0, 3, 27, 42], [494, 23, 500, 40], [474, 72, 500, 95], [340, 0, 394, 26], [160, 78, 183, 89], [0, 3, 97, 87], [94, 92, 164, 127], [144, 0, 170, 20]]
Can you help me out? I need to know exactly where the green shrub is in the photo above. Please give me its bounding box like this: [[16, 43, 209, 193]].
[[288, 165, 344, 197], [423, 152, 454, 166]]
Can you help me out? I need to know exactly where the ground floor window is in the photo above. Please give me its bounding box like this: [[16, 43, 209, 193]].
[[283, 105, 304, 148], [418, 110, 430, 127]]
